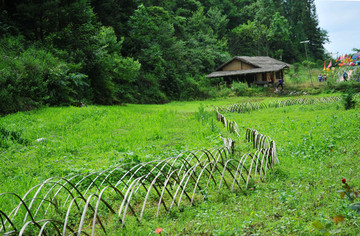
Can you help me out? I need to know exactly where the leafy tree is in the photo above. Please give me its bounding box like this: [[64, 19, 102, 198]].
[[206, 7, 229, 40], [179, 7, 230, 74], [127, 5, 177, 102], [0, 0, 330, 112], [167, 0, 202, 18], [96, 26, 141, 102], [229, 20, 259, 56], [0, 36, 88, 114], [230, 10, 290, 60], [91, 0, 137, 40], [283, 0, 328, 61], [267, 12, 291, 60]]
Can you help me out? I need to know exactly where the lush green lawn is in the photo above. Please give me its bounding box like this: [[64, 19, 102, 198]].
[[118, 99, 360, 235], [0, 103, 224, 196], [1, 96, 360, 235]]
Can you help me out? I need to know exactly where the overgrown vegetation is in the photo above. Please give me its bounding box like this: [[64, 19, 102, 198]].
[[0, 0, 329, 114], [342, 88, 357, 110]]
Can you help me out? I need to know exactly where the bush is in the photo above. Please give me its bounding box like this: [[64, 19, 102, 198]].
[[231, 82, 269, 97], [292, 62, 301, 74], [0, 36, 88, 114], [231, 82, 248, 96], [342, 88, 356, 110], [217, 83, 233, 97], [178, 76, 198, 101], [135, 73, 168, 104]]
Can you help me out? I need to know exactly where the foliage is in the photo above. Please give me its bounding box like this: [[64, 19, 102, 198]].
[[0, 0, 329, 114], [230, 82, 269, 97], [0, 36, 88, 114], [312, 178, 360, 235], [231, 81, 250, 96], [339, 179, 360, 214], [94, 26, 141, 103], [342, 88, 357, 110], [302, 60, 316, 68]]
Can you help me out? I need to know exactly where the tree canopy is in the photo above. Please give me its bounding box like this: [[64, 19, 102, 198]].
[[0, 0, 328, 114]]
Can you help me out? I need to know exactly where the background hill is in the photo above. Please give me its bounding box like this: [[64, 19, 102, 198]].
[[0, 0, 328, 113]]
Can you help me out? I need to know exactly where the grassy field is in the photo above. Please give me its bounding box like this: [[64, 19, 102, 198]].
[[115, 98, 360, 235], [0, 97, 259, 210], [1, 95, 360, 235]]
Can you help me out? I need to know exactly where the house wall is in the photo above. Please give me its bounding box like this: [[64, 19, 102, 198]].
[[254, 70, 285, 82], [222, 60, 255, 71], [266, 72, 272, 81]]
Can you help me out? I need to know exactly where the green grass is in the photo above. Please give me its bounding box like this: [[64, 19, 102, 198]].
[[0, 104, 225, 202], [0, 98, 263, 195], [117, 100, 360, 235], [1, 96, 360, 235]]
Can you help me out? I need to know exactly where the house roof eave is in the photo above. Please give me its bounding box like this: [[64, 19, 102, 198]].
[[206, 65, 287, 78]]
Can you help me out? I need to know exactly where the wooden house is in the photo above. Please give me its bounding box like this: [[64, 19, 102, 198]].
[[206, 56, 291, 86]]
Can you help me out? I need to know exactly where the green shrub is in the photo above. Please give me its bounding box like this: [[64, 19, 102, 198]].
[[0, 36, 88, 114], [231, 82, 269, 97], [179, 76, 199, 101], [342, 88, 356, 110], [305, 87, 322, 95], [217, 83, 232, 97], [231, 82, 248, 96], [292, 62, 301, 74], [135, 73, 168, 104]]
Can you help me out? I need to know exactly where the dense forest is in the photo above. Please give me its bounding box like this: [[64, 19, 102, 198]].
[[0, 0, 328, 114]]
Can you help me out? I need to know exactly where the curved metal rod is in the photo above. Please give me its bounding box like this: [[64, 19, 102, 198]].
[[37, 219, 75, 236], [218, 159, 240, 190], [177, 160, 209, 208], [136, 159, 179, 205], [120, 178, 142, 227], [62, 196, 82, 235], [156, 168, 181, 217], [5, 176, 61, 226], [0, 192, 42, 231], [224, 160, 244, 191], [37, 175, 80, 216], [172, 156, 203, 192], [235, 154, 253, 189], [204, 148, 230, 188], [246, 153, 257, 188], [169, 162, 202, 209], [38, 220, 61, 236], [77, 194, 106, 235], [82, 167, 118, 196], [257, 149, 270, 182], [190, 161, 215, 204], [19, 220, 47, 236], [34, 180, 83, 220], [98, 163, 132, 188], [63, 172, 101, 205], [119, 160, 159, 192], [253, 149, 262, 181], [210, 159, 230, 190], [0, 210, 17, 233], [91, 185, 128, 236], [139, 170, 165, 220], [117, 177, 141, 222], [133, 157, 175, 194]]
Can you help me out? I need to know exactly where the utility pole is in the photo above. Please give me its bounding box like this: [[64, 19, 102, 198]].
[[300, 40, 312, 85]]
